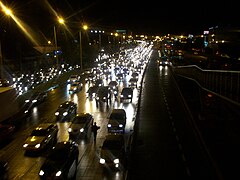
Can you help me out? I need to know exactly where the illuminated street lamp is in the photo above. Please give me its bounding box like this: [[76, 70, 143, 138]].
[[79, 24, 88, 71], [53, 17, 65, 68]]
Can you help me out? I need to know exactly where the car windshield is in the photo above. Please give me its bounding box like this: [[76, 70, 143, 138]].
[[102, 140, 123, 150], [110, 110, 125, 120], [48, 145, 70, 161], [73, 116, 87, 124], [31, 129, 47, 136]]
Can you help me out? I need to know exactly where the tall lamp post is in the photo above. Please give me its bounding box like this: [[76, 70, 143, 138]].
[[79, 24, 88, 71], [54, 17, 65, 68]]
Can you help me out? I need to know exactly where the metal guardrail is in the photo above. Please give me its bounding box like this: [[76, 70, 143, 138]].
[[172, 65, 240, 105]]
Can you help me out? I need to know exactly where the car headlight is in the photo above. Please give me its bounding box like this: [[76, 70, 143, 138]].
[[32, 99, 37, 103], [55, 112, 59, 116], [68, 128, 72, 132], [120, 95, 123, 98], [128, 95, 132, 98], [63, 112, 68, 116], [80, 128, 84, 132], [35, 143, 41, 149], [23, 144, 28, 148], [113, 158, 119, 164], [100, 158, 105, 164], [119, 124, 123, 128], [107, 124, 112, 127], [39, 170, 44, 176], [25, 99, 30, 103], [56, 170, 62, 177]]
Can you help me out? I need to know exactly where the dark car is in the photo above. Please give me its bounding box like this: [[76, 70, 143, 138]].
[[95, 86, 111, 105], [86, 85, 99, 99], [0, 123, 15, 144], [120, 87, 133, 102], [23, 123, 58, 153], [108, 81, 119, 97], [68, 113, 94, 139], [107, 109, 127, 134], [128, 78, 138, 88], [55, 101, 77, 122], [69, 82, 83, 94], [39, 141, 79, 179], [99, 134, 127, 170], [24, 91, 48, 107]]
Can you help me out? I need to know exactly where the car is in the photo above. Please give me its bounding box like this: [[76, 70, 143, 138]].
[[22, 123, 58, 153], [55, 101, 77, 122], [128, 78, 138, 88], [68, 113, 94, 139], [69, 81, 83, 93], [107, 109, 127, 134], [94, 78, 104, 87], [86, 85, 99, 99], [99, 134, 127, 170], [67, 74, 80, 84], [120, 87, 133, 102], [39, 141, 79, 179], [24, 91, 47, 107], [108, 80, 119, 97], [95, 86, 112, 105], [0, 123, 15, 144]]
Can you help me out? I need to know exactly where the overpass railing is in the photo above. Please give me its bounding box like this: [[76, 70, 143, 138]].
[[172, 65, 240, 105]]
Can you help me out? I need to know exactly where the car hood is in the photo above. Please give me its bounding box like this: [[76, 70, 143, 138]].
[[25, 136, 45, 145], [108, 119, 126, 126], [41, 160, 63, 173], [101, 149, 123, 160], [70, 123, 85, 131]]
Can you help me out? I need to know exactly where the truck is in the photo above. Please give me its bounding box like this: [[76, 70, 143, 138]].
[[0, 87, 20, 123]]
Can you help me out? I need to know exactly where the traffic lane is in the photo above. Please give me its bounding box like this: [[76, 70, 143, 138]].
[[2, 75, 139, 179], [127, 55, 220, 179], [127, 58, 189, 179]]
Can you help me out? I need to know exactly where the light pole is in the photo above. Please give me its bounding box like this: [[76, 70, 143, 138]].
[[54, 17, 65, 68], [79, 24, 88, 71]]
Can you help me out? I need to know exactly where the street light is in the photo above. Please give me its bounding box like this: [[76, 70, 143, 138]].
[[79, 24, 88, 71], [53, 17, 65, 68]]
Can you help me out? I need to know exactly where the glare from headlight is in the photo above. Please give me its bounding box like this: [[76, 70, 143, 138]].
[[68, 128, 72, 132], [63, 112, 68, 116], [25, 99, 30, 103], [100, 158, 105, 164], [80, 128, 84, 132], [128, 95, 132, 98], [113, 158, 119, 164], [119, 124, 123, 128], [55, 112, 59, 116], [107, 124, 111, 127], [56, 171, 62, 177], [39, 170, 44, 176]]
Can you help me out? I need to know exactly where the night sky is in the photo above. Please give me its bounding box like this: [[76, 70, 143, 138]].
[[2, 0, 240, 36]]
